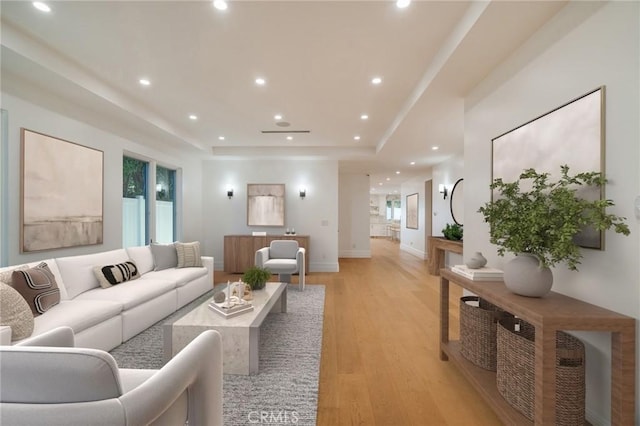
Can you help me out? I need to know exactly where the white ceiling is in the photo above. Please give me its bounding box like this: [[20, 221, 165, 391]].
[[1, 0, 567, 194]]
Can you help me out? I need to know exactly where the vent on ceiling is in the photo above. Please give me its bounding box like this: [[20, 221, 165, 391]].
[[261, 130, 311, 134]]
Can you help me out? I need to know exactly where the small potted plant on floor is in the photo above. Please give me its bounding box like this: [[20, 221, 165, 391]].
[[478, 165, 629, 297], [242, 266, 272, 291]]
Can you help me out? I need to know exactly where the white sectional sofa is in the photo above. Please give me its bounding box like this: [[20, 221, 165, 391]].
[[0, 245, 213, 351]]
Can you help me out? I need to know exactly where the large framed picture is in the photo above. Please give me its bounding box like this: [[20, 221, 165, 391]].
[[492, 87, 604, 249], [247, 183, 285, 227], [21, 129, 104, 252], [406, 193, 418, 229]]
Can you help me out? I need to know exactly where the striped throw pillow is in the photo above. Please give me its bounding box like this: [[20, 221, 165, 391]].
[[11, 262, 61, 316], [176, 241, 202, 268], [93, 261, 140, 288]]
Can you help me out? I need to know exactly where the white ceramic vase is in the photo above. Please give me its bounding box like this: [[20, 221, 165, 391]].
[[465, 252, 487, 269], [503, 253, 553, 297]]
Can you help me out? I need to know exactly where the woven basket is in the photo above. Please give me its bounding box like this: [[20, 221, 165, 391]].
[[496, 317, 585, 425], [459, 296, 508, 371]]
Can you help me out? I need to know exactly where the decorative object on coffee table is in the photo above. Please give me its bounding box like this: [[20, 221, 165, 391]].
[[242, 266, 271, 290], [478, 165, 629, 297]]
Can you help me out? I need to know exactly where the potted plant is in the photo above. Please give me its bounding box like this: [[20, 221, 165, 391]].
[[442, 223, 463, 241], [478, 165, 629, 297], [242, 266, 272, 290]]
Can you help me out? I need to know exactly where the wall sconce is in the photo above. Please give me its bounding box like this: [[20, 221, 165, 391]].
[[438, 184, 448, 200], [227, 188, 234, 199], [299, 188, 306, 199]]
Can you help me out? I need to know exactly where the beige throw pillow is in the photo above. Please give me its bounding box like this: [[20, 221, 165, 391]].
[[176, 241, 202, 268], [0, 282, 35, 341]]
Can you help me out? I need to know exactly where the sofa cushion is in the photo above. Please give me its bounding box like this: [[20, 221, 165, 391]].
[[56, 249, 130, 299], [151, 243, 178, 271], [74, 278, 175, 310], [141, 267, 208, 287], [0, 282, 34, 341], [93, 261, 140, 288], [269, 241, 299, 259], [11, 262, 61, 316], [126, 245, 154, 274], [175, 241, 203, 268], [29, 300, 123, 338], [263, 258, 298, 273]]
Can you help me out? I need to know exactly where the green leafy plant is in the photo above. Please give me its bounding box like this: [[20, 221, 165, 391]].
[[242, 266, 272, 290], [478, 165, 630, 270], [442, 223, 463, 241]]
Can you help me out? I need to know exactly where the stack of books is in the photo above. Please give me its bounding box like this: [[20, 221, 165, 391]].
[[451, 264, 503, 281], [208, 300, 254, 318]]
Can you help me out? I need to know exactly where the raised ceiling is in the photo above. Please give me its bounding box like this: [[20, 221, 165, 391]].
[[1, 0, 567, 194]]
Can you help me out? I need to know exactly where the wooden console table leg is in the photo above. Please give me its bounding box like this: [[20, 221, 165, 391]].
[[611, 326, 636, 425], [535, 326, 557, 425], [439, 276, 449, 361]]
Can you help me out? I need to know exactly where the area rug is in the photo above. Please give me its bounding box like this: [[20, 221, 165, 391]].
[[110, 284, 325, 426]]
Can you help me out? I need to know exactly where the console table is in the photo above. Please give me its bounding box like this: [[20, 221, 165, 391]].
[[224, 235, 309, 273], [439, 268, 636, 425], [427, 236, 463, 275]]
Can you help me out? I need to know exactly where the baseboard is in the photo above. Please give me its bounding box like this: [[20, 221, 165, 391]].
[[310, 262, 340, 273], [399, 244, 427, 259], [338, 250, 371, 258]]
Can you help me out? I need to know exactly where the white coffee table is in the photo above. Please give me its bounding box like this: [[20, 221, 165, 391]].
[[163, 282, 287, 375]]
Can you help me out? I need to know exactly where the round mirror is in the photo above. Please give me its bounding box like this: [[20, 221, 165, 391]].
[[450, 178, 464, 226]]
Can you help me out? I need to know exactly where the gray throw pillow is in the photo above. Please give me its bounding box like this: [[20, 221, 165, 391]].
[[150, 243, 178, 271]]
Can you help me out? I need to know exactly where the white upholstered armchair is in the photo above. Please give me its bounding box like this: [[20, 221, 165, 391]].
[[255, 240, 305, 290], [0, 326, 223, 425]]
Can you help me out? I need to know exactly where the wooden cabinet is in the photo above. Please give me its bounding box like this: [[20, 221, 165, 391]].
[[439, 268, 636, 425], [224, 235, 309, 274]]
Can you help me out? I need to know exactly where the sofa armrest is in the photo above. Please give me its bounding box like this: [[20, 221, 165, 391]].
[[0, 326, 11, 345], [16, 327, 75, 348], [201, 256, 214, 287], [255, 247, 270, 268], [120, 329, 223, 425]]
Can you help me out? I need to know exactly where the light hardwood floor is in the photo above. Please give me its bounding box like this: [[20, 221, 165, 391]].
[[217, 238, 501, 425]]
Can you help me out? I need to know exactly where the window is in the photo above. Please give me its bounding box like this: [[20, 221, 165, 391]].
[[155, 165, 176, 243], [122, 156, 149, 247], [386, 198, 401, 221]]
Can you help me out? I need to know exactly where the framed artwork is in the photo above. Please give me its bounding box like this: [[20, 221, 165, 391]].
[[21, 129, 104, 252], [406, 193, 418, 229], [247, 183, 285, 227], [492, 86, 604, 249]]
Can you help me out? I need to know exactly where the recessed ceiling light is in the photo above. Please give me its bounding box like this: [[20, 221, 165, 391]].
[[286, 136, 293, 141], [274, 114, 283, 120], [33, 2, 51, 12], [255, 77, 266, 86], [379, 182, 383, 186], [189, 114, 198, 120], [410, 161, 416, 165], [432, 146, 439, 150], [353, 135, 361, 141], [395, 171, 400, 175], [139, 78, 151, 86], [386, 178, 391, 181], [360, 114, 369, 120], [371, 77, 382, 85], [218, 136, 225, 141], [213, 0, 228, 11], [396, 0, 411, 9]]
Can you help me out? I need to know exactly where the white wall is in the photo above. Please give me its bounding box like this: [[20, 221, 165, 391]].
[[338, 173, 370, 258], [202, 158, 339, 272], [431, 155, 464, 267], [464, 2, 639, 423], [400, 171, 432, 258], [0, 93, 204, 266]]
